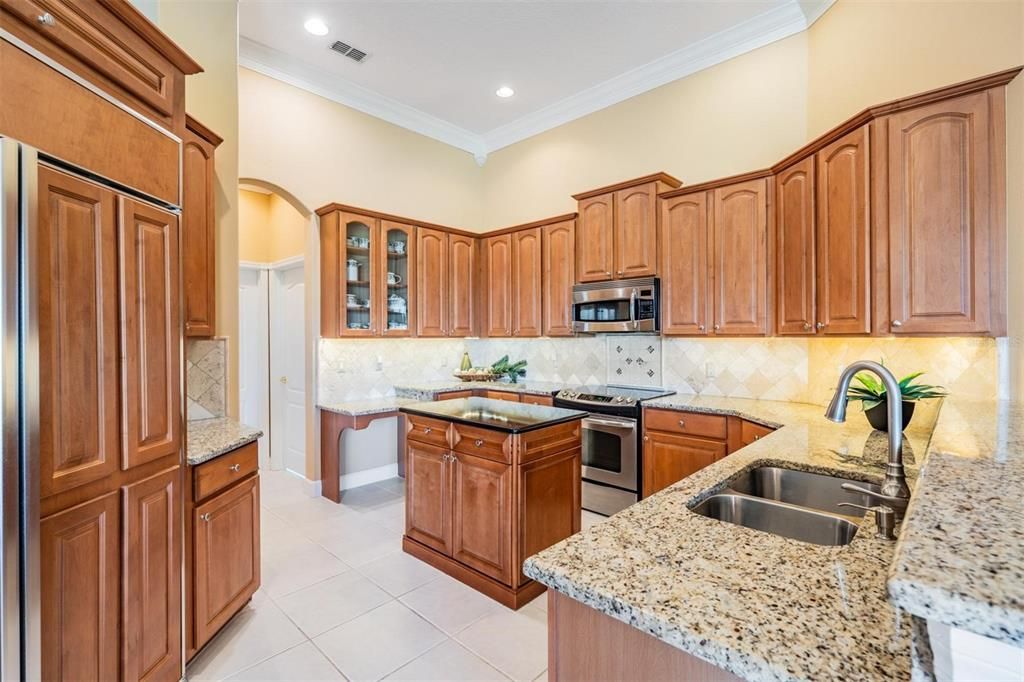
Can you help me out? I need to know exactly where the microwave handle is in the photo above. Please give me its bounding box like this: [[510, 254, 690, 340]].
[[629, 288, 638, 330]]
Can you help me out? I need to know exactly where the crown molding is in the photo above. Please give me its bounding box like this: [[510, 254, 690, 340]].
[[239, 0, 835, 160], [239, 36, 487, 157]]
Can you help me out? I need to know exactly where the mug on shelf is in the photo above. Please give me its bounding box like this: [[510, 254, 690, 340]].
[[346, 259, 360, 281], [388, 240, 406, 254], [387, 271, 403, 285]]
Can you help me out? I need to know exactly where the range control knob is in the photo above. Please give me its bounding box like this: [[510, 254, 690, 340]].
[[613, 396, 624, 403]]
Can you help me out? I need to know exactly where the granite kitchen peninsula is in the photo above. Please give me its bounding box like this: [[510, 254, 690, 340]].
[[400, 397, 587, 608]]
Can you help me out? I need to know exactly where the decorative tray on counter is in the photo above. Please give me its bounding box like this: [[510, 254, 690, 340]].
[[453, 369, 500, 382]]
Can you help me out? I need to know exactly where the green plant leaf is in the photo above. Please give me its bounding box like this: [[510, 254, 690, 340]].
[[854, 373, 883, 395]]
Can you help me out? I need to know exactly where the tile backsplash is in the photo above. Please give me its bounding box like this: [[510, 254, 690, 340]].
[[317, 334, 1001, 406], [187, 338, 228, 420]]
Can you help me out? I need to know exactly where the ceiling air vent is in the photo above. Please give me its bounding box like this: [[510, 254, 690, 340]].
[[330, 40, 368, 63]]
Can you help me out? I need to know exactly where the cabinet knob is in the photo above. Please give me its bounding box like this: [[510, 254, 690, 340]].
[[678, 419, 686, 428], [643, 435, 649, 442], [424, 427, 432, 434], [200, 513, 211, 522], [37, 12, 55, 26], [698, 325, 705, 332], [474, 439, 484, 447], [892, 320, 903, 328], [803, 323, 813, 332], [229, 463, 241, 473], [617, 270, 624, 276], [605, 271, 612, 277], [713, 324, 720, 331], [816, 322, 825, 330]]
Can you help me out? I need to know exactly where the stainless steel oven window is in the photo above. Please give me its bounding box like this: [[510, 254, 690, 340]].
[[580, 415, 637, 490]]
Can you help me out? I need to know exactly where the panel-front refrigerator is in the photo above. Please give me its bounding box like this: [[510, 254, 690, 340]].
[[1, 136, 41, 682]]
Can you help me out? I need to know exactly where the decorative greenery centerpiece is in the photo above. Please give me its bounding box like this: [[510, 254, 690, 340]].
[[846, 362, 947, 431], [490, 355, 528, 384]]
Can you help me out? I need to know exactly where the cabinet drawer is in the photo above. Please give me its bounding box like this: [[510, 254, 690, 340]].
[[520, 394, 553, 406], [1, 0, 181, 122], [437, 390, 473, 400], [741, 420, 774, 446], [481, 390, 520, 402], [451, 423, 511, 464], [406, 414, 450, 448], [644, 408, 727, 440], [193, 442, 258, 502]]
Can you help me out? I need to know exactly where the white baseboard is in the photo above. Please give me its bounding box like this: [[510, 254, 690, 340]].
[[340, 463, 398, 491]]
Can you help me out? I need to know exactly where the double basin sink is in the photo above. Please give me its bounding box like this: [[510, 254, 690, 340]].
[[690, 467, 881, 546]]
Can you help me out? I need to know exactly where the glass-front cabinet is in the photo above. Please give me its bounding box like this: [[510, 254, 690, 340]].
[[333, 212, 416, 337], [381, 221, 415, 336]]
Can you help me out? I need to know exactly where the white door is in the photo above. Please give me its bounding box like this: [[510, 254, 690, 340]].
[[270, 262, 307, 477], [238, 266, 271, 468]]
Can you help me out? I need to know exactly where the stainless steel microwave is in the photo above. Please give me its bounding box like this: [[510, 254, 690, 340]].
[[571, 277, 660, 334]]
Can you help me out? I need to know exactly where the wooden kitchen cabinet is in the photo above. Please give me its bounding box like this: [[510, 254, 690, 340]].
[[482, 234, 513, 336], [403, 414, 581, 608], [416, 226, 448, 337], [643, 431, 726, 497], [193, 475, 260, 649], [448, 233, 476, 336], [182, 115, 220, 337], [541, 218, 576, 336], [482, 390, 521, 402], [122, 466, 182, 682], [885, 90, 1004, 335], [381, 221, 416, 337], [512, 227, 543, 336], [711, 178, 768, 335], [520, 394, 554, 407], [816, 125, 871, 334], [775, 156, 816, 335], [573, 173, 681, 283], [40, 492, 120, 682], [660, 191, 709, 335]]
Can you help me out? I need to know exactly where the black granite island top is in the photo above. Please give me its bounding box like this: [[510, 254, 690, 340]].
[[400, 397, 587, 433]]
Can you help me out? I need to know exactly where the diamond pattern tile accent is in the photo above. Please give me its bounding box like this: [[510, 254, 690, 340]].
[[187, 337, 227, 419]]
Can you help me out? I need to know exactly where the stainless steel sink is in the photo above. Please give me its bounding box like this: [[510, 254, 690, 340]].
[[691, 494, 859, 546], [727, 467, 881, 517]]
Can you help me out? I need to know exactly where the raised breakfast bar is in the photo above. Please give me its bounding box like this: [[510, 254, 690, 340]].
[[400, 397, 587, 609]]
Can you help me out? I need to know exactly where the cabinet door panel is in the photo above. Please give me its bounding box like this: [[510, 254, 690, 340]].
[[38, 166, 120, 497], [541, 220, 575, 336], [576, 195, 614, 282], [483, 234, 513, 337], [119, 197, 181, 470], [642, 431, 726, 497], [711, 179, 767, 335], [41, 492, 120, 682], [381, 221, 415, 337], [775, 157, 816, 335], [340, 213, 380, 337], [451, 452, 512, 584], [193, 476, 261, 649], [887, 92, 994, 334], [182, 125, 216, 337], [405, 442, 451, 555], [517, 449, 580, 586], [416, 227, 448, 337], [512, 227, 542, 337], [122, 466, 181, 682], [449, 234, 476, 336], [660, 193, 709, 335], [816, 126, 871, 334], [614, 184, 658, 278]]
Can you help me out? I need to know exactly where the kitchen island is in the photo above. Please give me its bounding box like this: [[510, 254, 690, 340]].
[[400, 397, 587, 609]]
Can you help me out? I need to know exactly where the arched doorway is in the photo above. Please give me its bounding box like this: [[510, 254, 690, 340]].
[[237, 180, 316, 481]]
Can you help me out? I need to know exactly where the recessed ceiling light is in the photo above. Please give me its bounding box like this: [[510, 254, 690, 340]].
[[495, 86, 515, 99], [304, 17, 329, 36]]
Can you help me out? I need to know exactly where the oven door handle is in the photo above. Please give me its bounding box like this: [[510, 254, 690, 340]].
[[583, 416, 636, 431], [629, 287, 638, 330]]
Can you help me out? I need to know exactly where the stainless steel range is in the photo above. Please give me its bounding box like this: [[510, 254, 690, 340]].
[[553, 385, 675, 516]]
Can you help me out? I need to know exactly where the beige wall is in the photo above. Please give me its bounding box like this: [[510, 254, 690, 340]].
[[238, 68, 483, 231], [479, 33, 809, 229], [238, 189, 306, 263], [159, 0, 242, 417]]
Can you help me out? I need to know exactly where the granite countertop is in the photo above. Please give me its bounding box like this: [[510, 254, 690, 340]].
[[887, 398, 1024, 646], [187, 417, 263, 466], [400, 397, 588, 434], [524, 395, 941, 682], [318, 397, 419, 417], [394, 380, 578, 400]]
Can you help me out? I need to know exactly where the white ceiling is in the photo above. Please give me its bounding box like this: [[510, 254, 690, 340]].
[[239, 0, 833, 162]]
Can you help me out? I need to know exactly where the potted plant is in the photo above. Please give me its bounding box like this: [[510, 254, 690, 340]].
[[846, 363, 947, 431]]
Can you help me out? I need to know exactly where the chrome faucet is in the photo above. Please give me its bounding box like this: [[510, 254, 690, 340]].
[[825, 361, 912, 526]]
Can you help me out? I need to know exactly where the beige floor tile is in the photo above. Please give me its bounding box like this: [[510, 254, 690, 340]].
[[399, 574, 501, 635], [314, 601, 446, 681], [532, 670, 547, 682], [225, 641, 346, 681], [375, 477, 406, 496], [262, 539, 350, 598], [276, 571, 392, 638], [186, 599, 306, 681], [296, 510, 389, 544], [356, 500, 406, 532], [525, 590, 549, 612], [581, 510, 607, 530], [339, 483, 403, 511], [316, 523, 403, 567], [357, 551, 444, 597], [266, 496, 351, 526], [455, 603, 548, 681], [385, 639, 508, 681]]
